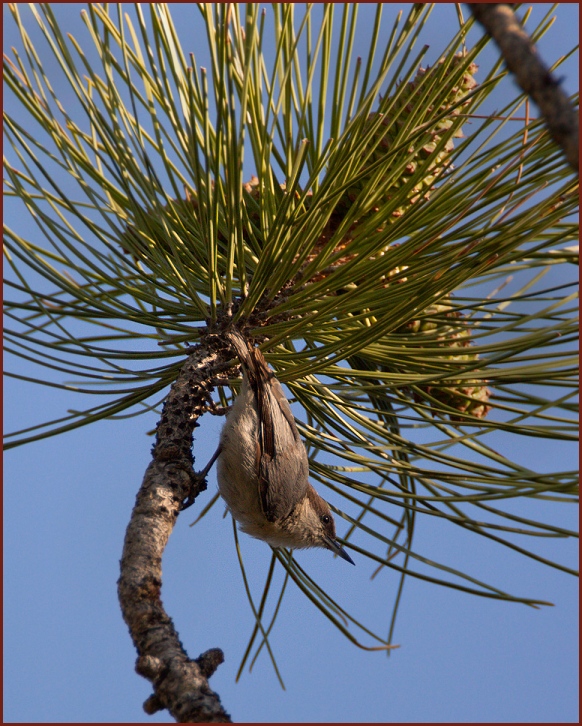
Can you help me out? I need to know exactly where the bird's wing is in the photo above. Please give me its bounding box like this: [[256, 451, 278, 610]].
[[257, 374, 309, 522]]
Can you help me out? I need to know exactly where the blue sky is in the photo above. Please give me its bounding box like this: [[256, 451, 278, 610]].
[[3, 4, 578, 723]]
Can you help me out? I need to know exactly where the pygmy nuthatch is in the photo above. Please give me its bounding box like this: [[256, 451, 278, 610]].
[[217, 331, 354, 564]]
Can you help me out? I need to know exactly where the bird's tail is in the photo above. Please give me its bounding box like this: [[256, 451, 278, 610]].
[[225, 330, 270, 384]]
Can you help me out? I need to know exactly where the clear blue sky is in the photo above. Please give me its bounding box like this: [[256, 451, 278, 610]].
[[4, 4, 578, 723]]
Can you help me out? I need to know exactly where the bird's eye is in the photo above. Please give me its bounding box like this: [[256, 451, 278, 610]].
[[321, 514, 331, 525]]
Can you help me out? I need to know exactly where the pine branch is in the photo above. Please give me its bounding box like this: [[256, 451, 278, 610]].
[[467, 3, 579, 173], [117, 340, 232, 723]]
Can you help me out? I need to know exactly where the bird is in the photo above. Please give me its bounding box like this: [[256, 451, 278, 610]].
[[216, 330, 354, 564]]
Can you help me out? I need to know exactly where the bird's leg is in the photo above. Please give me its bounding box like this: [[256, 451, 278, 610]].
[[201, 399, 231, 416], [180, 445, 222, 511]]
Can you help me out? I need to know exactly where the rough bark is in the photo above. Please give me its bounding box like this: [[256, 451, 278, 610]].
[[467, 3, 578, 173], [118, 337, 233, 723]]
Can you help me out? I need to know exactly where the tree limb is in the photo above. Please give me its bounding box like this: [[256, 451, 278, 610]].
[[467, 3, 579, 173], [118, 338, 233, 723]]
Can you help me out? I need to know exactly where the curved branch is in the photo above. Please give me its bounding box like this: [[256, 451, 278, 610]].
[[118, 339, 232, 723], [467, 3, 579, 173]]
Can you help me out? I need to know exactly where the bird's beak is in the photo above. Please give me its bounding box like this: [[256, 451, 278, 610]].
[[325, 536, 355, 565]]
